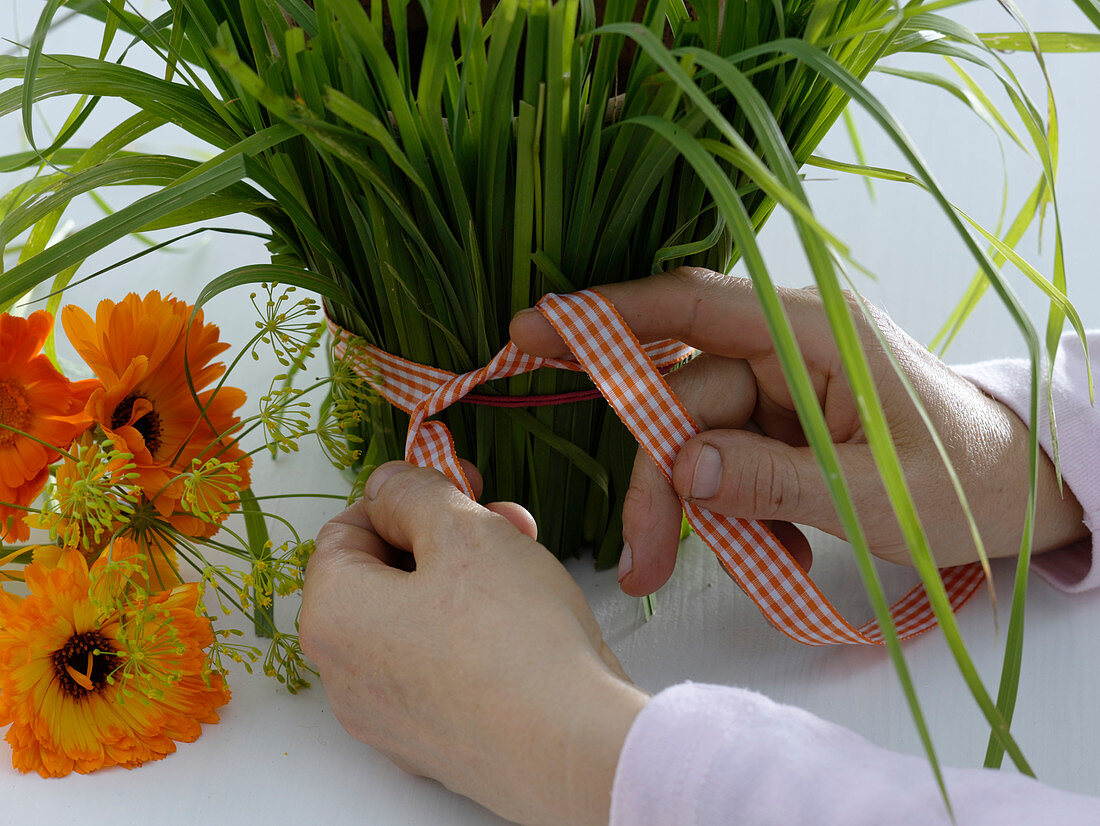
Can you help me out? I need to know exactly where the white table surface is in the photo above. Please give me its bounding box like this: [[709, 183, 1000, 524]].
[[3, 1, 1100, 823]]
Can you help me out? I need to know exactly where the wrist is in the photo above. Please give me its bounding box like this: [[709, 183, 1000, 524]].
[[949, 356, 1091, 561], [502, 655, 647, 826], [997, 399, 1089, 556], [557, 669, 648, 826]]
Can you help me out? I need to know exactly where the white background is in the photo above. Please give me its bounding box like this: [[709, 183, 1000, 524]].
[[2, 1, 1099, 823]]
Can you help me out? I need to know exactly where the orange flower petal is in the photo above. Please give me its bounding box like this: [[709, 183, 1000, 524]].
[[0, 311, 93, 511]]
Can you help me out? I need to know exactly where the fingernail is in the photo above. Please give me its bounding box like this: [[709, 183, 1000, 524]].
[[618, 542, 633, 582], [365, 461, 408, 501], [691, 445, 722, 500]]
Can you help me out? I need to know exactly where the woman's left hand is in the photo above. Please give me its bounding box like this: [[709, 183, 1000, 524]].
[[300, 461, 648, 826]]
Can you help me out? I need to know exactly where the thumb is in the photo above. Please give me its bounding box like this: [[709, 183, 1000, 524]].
[[672, 430, 843, 532]]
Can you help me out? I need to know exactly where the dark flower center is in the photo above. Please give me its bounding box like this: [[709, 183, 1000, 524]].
[[111, 393, 163, 456], [52, 631, 121, 698], [0, 379, 30, 447]]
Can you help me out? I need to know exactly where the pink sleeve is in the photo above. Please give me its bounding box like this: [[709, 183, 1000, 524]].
[[611, 683, 1100, 825], [954, 330, 1100, 592]]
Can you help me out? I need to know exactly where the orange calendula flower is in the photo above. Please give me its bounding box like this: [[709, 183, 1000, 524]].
[[0, 541, 229, 777], [0, 311, 95, 541], [61, 293, 250, 536]]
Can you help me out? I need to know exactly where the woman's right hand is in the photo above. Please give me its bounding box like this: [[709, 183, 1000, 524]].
[[510, 268, 1088, 595]]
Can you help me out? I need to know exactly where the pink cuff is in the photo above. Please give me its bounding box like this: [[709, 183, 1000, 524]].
[[954, 332, 1100, 593]]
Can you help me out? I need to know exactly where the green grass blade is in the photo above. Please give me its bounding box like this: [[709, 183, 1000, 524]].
[[1069, 0, 1100, 29], [841, 107, 875, 201], [0, 154, 249, 306], [195, 263, 355, 313], [22, 0, 67, 156], [979, 31, 1100, 52], [767, 35, 1041, 775]]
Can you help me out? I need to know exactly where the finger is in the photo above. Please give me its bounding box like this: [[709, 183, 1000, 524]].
[[380, 750, 426, 779], [485, 501, 538, 540], [671, 429, 849, 531], [322, 462, 483, 572], [620, 450, 683, 597], [324, 499, 374, 531], [764, 520, 813, 572], [302, 504, 408, 664], [459, 459, 484, 500], [311, 503, 390, 568], [335, 461, 482, 524], [313, 501, 412, 570], [363, 461, 510, 560], [509, 268, 830, 360], [620, 357, 757, 596], [664, 355, 757, 430]]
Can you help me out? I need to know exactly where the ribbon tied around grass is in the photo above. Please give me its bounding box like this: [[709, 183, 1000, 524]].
[[331, 289, 984, 645]]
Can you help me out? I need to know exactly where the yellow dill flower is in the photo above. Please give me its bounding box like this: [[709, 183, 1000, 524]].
[[259, 381, 311, 455], [33, 434, 138, 552], [0, 541, 229, 777], [316, 344, 378, 469], [178, 457, 245, 523], [249, 283, 322, 367]]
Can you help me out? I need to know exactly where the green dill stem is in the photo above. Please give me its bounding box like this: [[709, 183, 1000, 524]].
[[226, 493, 349, 504], [170, 324, 274, 469]]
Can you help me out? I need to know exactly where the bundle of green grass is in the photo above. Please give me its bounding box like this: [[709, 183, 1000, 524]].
[[163, 0, 896, 564]]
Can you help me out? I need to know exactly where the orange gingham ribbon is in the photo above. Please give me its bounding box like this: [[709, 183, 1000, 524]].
[[330, 290, 985, 645]]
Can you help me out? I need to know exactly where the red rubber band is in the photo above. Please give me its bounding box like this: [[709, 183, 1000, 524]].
[[460, 361, 686, 407]]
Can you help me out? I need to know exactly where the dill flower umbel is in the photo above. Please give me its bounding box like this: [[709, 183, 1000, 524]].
[[0, 542, 230, 777], [0, 311, 94, 541], [32, 434, 138, 553]]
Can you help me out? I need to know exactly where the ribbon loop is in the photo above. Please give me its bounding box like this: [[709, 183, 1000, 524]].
[[330, 290, 983, 645]]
